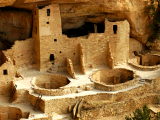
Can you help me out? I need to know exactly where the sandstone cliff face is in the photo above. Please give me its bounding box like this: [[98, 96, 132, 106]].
[[0, 9, 32, 44], [0, 0, 155, 45]]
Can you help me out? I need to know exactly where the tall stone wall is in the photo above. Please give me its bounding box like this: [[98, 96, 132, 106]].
[[37, 4, 63, 71], [79, 44, 86, 74], [105, 19, 130, 66], [3, 38, 34, 71], [66, 58, 76, 79]]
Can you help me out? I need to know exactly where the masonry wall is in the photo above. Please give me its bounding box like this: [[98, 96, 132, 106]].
[[0, 106, 23, 120], [141, 54, 160, 66], [33, 6, 40, 70], [66, 58, 76, 79], [79, 44, 86, 74], [129, 38, 143, 57], [105, 20, 129, 66], [3, 38, 34, 71], [0, 61, 16, 95], [37, 4, 63, 71]]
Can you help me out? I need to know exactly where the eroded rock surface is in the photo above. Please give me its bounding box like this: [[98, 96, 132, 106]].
[[0, 8, 32, 44], [0, 0, 156, 45]]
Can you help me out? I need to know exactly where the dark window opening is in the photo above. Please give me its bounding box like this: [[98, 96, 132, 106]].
[[60, 51, 61, 53], [3, 69, 8, 75], [47, 9, 50, 16], [54, 39, 57, 42], [46, 22, 49, 24], [133, 51, 139, 56], [50, 54, 54, 61], [73, 53, 75, 55], [35, 10, 36, 15], [97, 23, 105, 33], [113, 25, 117, 34], [52, 63, 54, 65]]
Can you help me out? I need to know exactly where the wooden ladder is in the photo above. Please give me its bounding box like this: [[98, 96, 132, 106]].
[[9, 84, 17, 103], [33, 93, 42, 111]]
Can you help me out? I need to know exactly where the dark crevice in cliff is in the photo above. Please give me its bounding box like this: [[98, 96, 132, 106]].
[[62, 22, 105, 38], [0, 6, 32, 12]]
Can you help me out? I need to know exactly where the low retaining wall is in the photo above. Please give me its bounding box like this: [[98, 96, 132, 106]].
[[31, 75, 94, 96], [128, 61, 160, 71], [93, 78, 139, 91]]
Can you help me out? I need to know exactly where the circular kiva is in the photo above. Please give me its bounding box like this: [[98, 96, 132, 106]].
[[91, 68, 139, 91], [31, 74, 74, 96], [35, 74, 70, 89]]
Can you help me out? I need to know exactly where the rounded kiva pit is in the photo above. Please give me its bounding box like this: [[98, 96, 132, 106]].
[[34, 74, 70, 89], [91, 68, 139, 91], [92, 68, 134, 85]]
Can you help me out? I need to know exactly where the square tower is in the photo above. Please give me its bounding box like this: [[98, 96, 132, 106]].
[[105, 19, 130, 66], [33, 4, 63, 71]]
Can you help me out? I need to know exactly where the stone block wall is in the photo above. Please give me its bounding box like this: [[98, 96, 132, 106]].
[[0, 106, 23, 120], [66, 58, 76, 79], [3, 38, 34, 72], [37, 4, 63, 71], [128, 61, 160, 71], [0, 61, 16, 95], [105, 19, 130, 66], [107, 42, 114, 68], [79, 44, 86, 74], [129, 38, 143, 57], [141, 53, 160, 66], [80, 94, 157, 120], [32, 5, 40, 70]]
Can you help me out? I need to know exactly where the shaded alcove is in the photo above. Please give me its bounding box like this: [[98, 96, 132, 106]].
[[62, 22, 105, 38], [0, 7, 32, 48]]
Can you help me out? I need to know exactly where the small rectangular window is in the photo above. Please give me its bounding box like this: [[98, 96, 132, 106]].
[[3, 70, 8, 75], [54, 39, 57, 42], [46, 22, 49, 24], [113, 25, 117, 34], [47, 9, 50, 16], [50, 54, 54, 61]]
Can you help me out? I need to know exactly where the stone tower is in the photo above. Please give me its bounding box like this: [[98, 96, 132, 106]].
[[105, 19, 130, 67], [33, 4, 63, 71]]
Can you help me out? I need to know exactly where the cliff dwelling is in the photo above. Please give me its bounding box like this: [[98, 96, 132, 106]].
[[1, 0, 160, 120]]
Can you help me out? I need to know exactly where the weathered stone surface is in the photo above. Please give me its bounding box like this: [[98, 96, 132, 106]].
[[0, 9, 32, 43], [0, 0, 155, 45]]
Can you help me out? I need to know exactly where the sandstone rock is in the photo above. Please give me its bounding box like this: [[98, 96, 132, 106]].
[[0, 9, 32, 43], [0, 0, 156, 45]]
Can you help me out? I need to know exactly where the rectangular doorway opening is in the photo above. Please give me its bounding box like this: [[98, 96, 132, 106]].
[[47, 9, 50, 16], [3, 69, 8, 75], [50, 54, 54, 61], [113, 25, 117, 34]]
